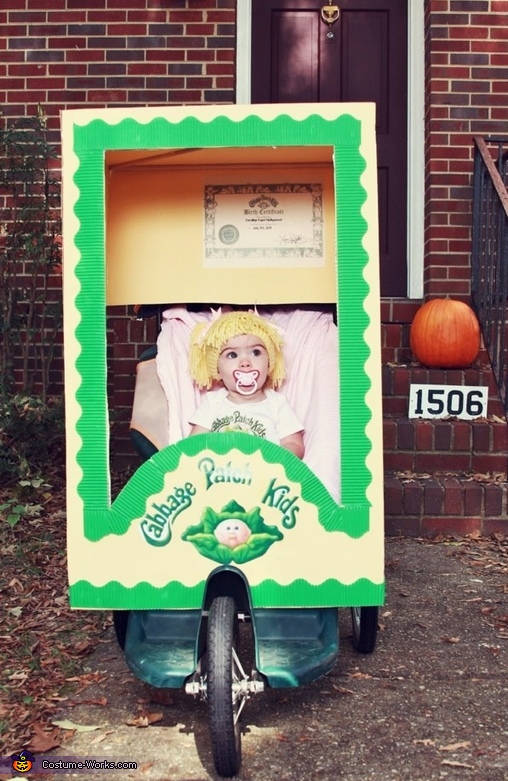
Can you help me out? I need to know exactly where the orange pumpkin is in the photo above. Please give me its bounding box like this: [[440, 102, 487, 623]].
[[410, 298, 481, 369]]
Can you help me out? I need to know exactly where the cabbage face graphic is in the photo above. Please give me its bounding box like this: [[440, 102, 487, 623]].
[[181, 500, 283, 564]]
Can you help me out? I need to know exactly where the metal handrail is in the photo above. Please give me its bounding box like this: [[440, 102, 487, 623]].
[[471, 136, 508, 413]]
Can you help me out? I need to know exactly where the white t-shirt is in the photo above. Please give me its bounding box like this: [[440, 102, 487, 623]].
[[189, 388, 304, 444]]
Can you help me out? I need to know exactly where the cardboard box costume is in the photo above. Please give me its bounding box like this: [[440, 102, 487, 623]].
[[61, 103, 384, 611]]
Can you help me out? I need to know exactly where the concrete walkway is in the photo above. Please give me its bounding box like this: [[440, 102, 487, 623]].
[[40, 536, 508, 781]]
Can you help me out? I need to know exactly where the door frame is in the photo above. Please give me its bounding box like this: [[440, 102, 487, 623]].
[[236, 0, 424, 299]]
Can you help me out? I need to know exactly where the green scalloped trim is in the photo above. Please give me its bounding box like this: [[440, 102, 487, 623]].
[[70, 109, 373, 548], [70, 577, 384, 610], [335, 144, 372, 505]]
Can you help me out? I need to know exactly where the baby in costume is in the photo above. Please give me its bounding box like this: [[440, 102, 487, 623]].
[[188, 310, 305, 458]]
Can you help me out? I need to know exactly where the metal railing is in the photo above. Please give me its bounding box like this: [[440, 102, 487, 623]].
[[471, 136, 508, 413]]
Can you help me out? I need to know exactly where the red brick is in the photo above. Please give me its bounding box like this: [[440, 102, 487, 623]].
[[434, 422, 452, 450], [393, 367, 411, 396], [482, 516, 508, 536], [382, 346, 395, 364], [423, 479, 444, 515], [463, 481, 483, 516], [453, 421, 472, 450], [384, 477, 404, 515], [382, 397, 408, 416], [383, 419, 397, 450], [383, 452, 415, 472], [484, 484, 504, 516], [385, 516, 422, 537], [472, 454, 508, 474], [397, 420, 415, 450], [411, 368, 431, 384], [415, 452, 472, 472], [384, 323, 404, 348], [421, 517, 483, 537], [493, 424, 508, 451], [113, 389, 136, 408], [472, 421, 492, 452], [442, 477, 463, 515], [403, 480, 424, 516], [392, 300, 422, 323], [416, 421, 434, 451]]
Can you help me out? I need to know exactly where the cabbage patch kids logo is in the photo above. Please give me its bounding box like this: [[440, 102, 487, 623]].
[[181, 500, 283, 564], [140, 482, 196, 547]]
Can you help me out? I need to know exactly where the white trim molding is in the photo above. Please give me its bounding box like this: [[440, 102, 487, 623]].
[[407, 0, 425, 299], [236, 0, 252, 104]]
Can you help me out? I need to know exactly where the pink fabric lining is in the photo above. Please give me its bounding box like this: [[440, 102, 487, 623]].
[[156, 307, 340, 501]]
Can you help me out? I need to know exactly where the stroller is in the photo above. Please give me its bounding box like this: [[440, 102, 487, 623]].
[[62, 102, 384, 777]]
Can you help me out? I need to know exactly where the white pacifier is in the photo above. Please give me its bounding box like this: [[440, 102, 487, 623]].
[[233, 369, 259, 396]]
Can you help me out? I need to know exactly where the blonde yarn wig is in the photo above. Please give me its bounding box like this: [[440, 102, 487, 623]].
[[189, 311, 286, 390]]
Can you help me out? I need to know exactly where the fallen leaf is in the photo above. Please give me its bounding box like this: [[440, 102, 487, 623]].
[[441, 759, 474, 769], [126, 711, 163, 728], [442, 636, 460, 644], [332, 684, 355, 695], [52, 719, 102, 732], [440, 741, 471, 751], [145, 711, 164, 725], [68, 696, 108, 707], [8, 671, 29, 683], [91, 729, 115, 744], [149, 690, 174, 706], [29, 723, 61, 752]]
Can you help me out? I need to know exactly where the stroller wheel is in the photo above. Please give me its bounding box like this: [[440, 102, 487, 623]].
[[112, 610, 130, 650], [351, 606, 378, 653], [207, 596, 242, 777]]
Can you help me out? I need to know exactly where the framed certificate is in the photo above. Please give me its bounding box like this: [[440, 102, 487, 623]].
[[204, 182, 325, 267]]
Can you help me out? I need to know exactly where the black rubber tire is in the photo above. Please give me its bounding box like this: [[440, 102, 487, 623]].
[[112, 610, 129, 650], [351, 606, 379, 653], [207, 596, 242, 777]]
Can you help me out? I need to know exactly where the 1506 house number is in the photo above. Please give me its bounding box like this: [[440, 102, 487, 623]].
[[408, 384, 488, 420]]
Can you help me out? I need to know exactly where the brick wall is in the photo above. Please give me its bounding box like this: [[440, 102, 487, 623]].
[[0, 0, 236, 138], [0, 0, 236, 465], [424, 0, 508, 299]]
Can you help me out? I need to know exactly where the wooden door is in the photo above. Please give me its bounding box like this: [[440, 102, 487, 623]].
[[251, 0, 408, 297]]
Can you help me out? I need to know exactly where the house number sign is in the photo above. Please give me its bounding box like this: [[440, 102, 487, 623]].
[[408, 384, 488, 420]]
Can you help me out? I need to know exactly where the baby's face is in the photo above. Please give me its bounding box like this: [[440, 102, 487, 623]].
[[217, 333, 269, 398], [214, 519, 252, 548]]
